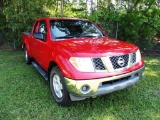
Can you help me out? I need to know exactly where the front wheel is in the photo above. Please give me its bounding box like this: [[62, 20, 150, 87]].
[[50, 66, 71, 106]]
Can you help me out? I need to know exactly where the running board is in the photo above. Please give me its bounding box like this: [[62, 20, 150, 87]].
[[32, 61, 48, 81]]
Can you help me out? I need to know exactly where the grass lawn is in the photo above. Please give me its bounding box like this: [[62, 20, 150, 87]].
[[0, 49, 160, 120]]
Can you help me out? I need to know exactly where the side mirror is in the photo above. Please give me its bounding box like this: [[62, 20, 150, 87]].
[[34, 32, 45, 40]]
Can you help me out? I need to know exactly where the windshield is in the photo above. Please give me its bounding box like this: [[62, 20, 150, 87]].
[[50, 20, 104, 39]]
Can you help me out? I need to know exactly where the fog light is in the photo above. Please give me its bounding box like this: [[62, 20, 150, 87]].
[[81, 85, 90, 94]]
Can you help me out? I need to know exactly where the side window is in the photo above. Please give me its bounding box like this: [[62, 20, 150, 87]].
[[38, 20, 47, 34], [33, 21, 39, 33], [38, 20, 47, 41], [33, 20, 47, 42]]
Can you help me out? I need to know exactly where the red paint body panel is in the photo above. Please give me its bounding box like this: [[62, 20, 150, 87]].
[[22, 18, 145, 80]]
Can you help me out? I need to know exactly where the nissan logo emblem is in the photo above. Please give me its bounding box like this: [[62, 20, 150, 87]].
[[117, 57, 125, 67]]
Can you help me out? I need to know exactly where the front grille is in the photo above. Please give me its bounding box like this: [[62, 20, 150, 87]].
[[132, 52, 136, 63], [109, 54, 129, 69], [92, 58, 106, 70], [91, 53, 136, 71]]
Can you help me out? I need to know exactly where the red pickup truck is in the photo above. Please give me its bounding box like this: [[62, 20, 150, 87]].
[[22, 18, 145, 106]]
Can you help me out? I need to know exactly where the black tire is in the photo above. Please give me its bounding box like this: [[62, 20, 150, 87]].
[[50, 66, 71, 106], [24, 46, 32, 64]]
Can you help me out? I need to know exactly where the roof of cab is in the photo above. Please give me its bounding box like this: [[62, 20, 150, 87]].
[[36, 17, 89, 21]]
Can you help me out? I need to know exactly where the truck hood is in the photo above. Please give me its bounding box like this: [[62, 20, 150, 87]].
[[57, 37, 138, 57]]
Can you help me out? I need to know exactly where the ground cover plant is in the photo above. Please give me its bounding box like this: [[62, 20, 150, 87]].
[[0, 49, 160, 120]]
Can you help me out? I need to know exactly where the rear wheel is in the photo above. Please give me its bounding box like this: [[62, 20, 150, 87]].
[[24, 46, 31, 64], [50, 66, 71, 106]]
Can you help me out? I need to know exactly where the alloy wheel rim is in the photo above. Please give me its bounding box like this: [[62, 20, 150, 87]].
[[52, 74, 63, 98], [25, 50, 28, 61]]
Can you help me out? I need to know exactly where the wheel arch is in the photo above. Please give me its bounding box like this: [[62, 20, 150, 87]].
[[48, 61, 59, 81], [48, 52, 74, 82], [23, 42, 32, 58]]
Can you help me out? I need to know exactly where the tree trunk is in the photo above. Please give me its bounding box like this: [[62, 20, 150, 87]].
[[60, 0, 63, 17]]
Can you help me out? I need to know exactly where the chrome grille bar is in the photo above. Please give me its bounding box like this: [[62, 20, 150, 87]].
[[92, 52, 137, 72]]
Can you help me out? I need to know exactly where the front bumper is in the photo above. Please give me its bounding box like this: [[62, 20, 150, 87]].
[[64, 66, 145, 101]]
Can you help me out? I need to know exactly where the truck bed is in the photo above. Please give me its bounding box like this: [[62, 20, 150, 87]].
[[23, 32, 31, 36], [22, 32, 31, 49]]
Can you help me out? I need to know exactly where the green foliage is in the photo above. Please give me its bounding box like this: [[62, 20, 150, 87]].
[[0, 10, 7, 46], [118, 0, 160, 50], [1, 0, 160, 50], [88, 4, 120, 38], [2, 0, 50, 48], [88, 0, 160, 51]]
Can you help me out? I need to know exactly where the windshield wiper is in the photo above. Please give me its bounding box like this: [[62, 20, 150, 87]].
[[55, 34, 104, 39], [81, 34, 102, 38], [55, 36, 76, 39]]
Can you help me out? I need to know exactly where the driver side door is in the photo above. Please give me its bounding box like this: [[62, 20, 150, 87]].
[[33, 20, 48, 68]]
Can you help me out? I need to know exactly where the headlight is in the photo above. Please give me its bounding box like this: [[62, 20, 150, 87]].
[[69, 57, 94, 72], [136, 49, 141, 63]]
